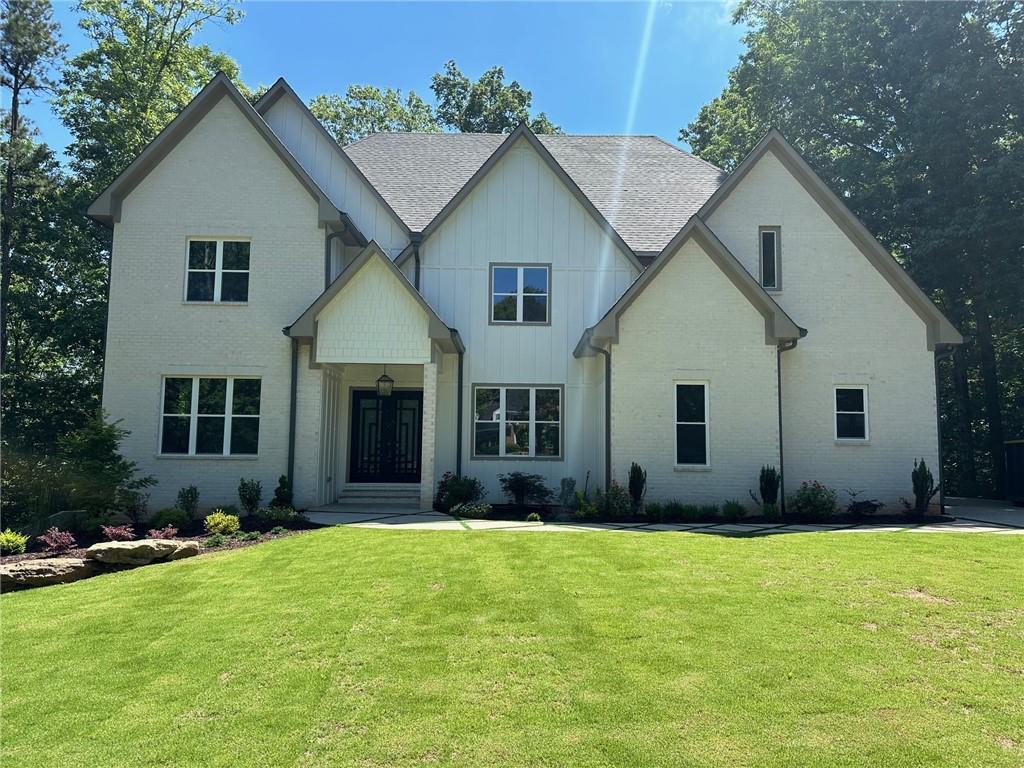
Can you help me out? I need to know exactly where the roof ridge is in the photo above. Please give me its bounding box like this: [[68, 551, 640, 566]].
[[649, 135, 726, 174]]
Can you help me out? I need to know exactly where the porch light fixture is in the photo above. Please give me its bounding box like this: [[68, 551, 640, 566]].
[[376, 370, 395, 398]]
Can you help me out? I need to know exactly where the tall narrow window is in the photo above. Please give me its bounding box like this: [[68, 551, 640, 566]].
[[759, 227, 780, 290], [186, 239, 250, 303], [473, 385, 561, 458], [160, 376, 261, 455], [490, 265, 550, 324], [675, 383, 709, 466], [835, 386, 868, 441]]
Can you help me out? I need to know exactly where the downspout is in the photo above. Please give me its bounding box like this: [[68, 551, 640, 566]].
[[411, 234, 422, 290], [776, 338, 800, 514], [324, 229, 345, 289], [287, 335, 299, 487], [934, 344, 956, 514], [456, 346, 465, 477], [586, 338, 612, 493]]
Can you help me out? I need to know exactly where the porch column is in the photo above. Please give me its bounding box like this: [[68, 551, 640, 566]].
[[420, 359, 438, 511]]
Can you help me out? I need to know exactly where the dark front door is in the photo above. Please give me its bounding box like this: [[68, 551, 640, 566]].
[[349, 390, 423, 483]]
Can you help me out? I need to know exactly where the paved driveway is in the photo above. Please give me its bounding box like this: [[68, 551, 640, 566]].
[[946, 497, 1024, 528]]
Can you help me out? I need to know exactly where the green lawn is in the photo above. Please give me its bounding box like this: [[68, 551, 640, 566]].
[[3, 528, 1022, 767]]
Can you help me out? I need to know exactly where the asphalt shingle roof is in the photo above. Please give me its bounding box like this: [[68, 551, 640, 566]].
[[343, 133, 726, 255]]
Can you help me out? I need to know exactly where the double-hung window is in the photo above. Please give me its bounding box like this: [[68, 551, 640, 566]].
[[160, 376, 261, 455], [675, 382, 709, 466], [759, 227, 780, 290], [490, 264, 550, 323], [473, 385, 561, 458], [186, 239, 250, 302], [834, 385, 868, 441]]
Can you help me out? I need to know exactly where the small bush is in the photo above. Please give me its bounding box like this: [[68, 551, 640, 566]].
[[628, 462, 647, 512], [758, 466, 780, 505], [595, 481, 632, 521], [574, 490, 598, 519], [558, 477, 577, 508], [38, 527, 77, 553], [645, 501, 663, 523], [271, 475, 293, 508], [123, 491, 150, 527], [526, 511, 541, 522], [204, 511, 241, 536], [152, 506, 189, 529], [147, 525, 178, 539], [903, 459, 938, 520], [255, 505, 299, 523], [761, 503, 781, 522], [269, 526, 288, 536], [721, 499, 747, 523], [846, 489, 884, 519], [450, 501, 492, 519], [234, 530, 261, 542], [788, 481, 838, 522], [661, 500, 684, 523], [699, 504, 720, 521], [100, 524, 137, 541], [238, 478, 262, 516], [499, 472, 553, 507], [176, 485, 200, 520], [0, 529, 30, 555], [202, 533, 227, 548]]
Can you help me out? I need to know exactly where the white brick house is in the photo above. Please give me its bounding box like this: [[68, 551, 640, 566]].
[[89, 74, 962, 513]]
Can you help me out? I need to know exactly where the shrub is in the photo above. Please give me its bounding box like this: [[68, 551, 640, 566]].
[[202, 533, 227, 548], [269, 526, 288, 536], [903, 459, 938, 521], [526, 511, 541, 522], [645, 501, 663, 523], [574, 490, 598, 519], [238, 478, 262, 516], [0, 449, 67, 534], [100, 524, 137, 541], [0, 529, 30, 555], [721, 500, 747, 523], [759, 466, 780, 505], [152, 506, 189, 529], [272, 475, 293, 508], [38, 527, 77, 553], [234, 530, 261, 542], [255, 505, 299, 523], [450, 502, 492, 519], [558, 477, 577, 508], [122, 491, 150, 527], [845, 489, 884, 520], [761, 503, 781, 522], [498, 472, 553, 507], [788, 481, 838, 522], [176, 485, 200, 521], [204, 511, 241, 536], [147, 525, 178, 539], [435, 473, 486, 513], [699, 504, 720, 521], [627, 462, 647, 512], [595, 481, 632, 521]]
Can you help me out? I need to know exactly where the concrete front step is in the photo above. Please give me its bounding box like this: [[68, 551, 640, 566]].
[[335, 484, 422, 509]]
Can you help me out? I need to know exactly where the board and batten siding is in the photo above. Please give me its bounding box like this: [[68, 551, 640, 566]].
[[418, 138, 639, 496], [261, 94, 409, 259], [103, 94, 325, 510], [705, 149, 937, 506]]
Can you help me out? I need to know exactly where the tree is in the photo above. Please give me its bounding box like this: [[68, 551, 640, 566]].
[[309, 85, 437, 146], [0, 0, 66, 369], [432, 60, 561, 134], [682, 0, 1023, 496]]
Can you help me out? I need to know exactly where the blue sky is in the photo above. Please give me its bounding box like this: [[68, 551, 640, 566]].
[[23, 1, 746, 159]]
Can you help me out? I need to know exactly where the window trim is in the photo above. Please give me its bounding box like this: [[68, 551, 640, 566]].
[[674, 381, 710, 469], [834, 384, 869, 442], [471, 383, 564, 460], [158, 375, 262, 457], [758, 226, 781, 291], [488, 263, 552, 326], [184, 238, 251, 304]]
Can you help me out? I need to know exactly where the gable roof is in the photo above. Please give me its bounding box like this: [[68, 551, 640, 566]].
[[575, 217, 805, 357], [699, 129, 962, 349], [88, 73, 345, 228], [345, 132, 725, 255], [286, 241, 464, 353]]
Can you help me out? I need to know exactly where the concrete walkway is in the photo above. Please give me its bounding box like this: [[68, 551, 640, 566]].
[[306, 504, 1023, 535]]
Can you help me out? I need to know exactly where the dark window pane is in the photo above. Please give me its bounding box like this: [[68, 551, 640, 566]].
[[161, 416, 190, 454], [835, 388, 864, 413], [475, 388, 499, 421], [676, 384, 705, 423], [186, 272, 214, 301], [492, 267, 518, 294], [196, 416, 225, 454], [232, 379, 261, 415], [761, 231, 777, 288], [537, 424, 559, 457], [198, 378, 226, 414], [522, 267, 548, 295], [163, 378, 192, 414], [474, 422, 499, 456], [523, 295, 547, 322], [222, 241, 250, 270], [506, 389, 530, 421], [492, 294, 517, 321], [676, 423, 707, 465], [836, 413, 866, 439], [220, 272, 249, 302], [188, 240, 216, 269], [536, 389, 560, 422], [230, 417, 259, 455], [505, 422, 529, 455]]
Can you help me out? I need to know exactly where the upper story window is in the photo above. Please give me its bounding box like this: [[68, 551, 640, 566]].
[[675, 382, 709, 466], [835, 385, 868, 441], [490, 264, 550, 324], [759, 227, 780, 291], [160, 376, 261, 456], [186, 239, 250, 303], [473, 385, 561, 458]]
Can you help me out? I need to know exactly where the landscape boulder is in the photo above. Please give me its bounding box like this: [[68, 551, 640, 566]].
[[86, 539, 197, 566], [0, 558, 97, 591]]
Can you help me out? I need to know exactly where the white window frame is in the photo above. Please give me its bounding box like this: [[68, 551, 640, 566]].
[[834, 384, 869, 442], [674, 381, 710, 468], [489, 264, 551, 324], [759, 226, 781, 291], [159, 376, 261, 456], [185, 238, 250, 304], [472, 384, 562, 459]]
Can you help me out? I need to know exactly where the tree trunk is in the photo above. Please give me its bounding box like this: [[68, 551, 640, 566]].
[[951, 346, 978, 497], [973, 304, 1006, 496], [1, 83, 20, 371]]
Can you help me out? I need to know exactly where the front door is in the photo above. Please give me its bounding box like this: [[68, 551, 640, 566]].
[[349, 389, 423, 483]]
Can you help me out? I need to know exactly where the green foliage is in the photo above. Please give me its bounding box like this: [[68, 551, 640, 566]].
[[788, 481, 838, 522], [434, 472, 486, 513], [254, 506, 299, 523], [268, 526, 288, 536], [0, 447, 66, 533], [644, 501, 663, 523], [450, 502, 492, 519], [175, 485, 199, 520], [201, 533, 226, 549], [204, 510, 240, 536], [271, 475, 292, 509], [233, 530, 260, 542], [761, 503, 781, 522], [309, 85, 437, 146], [699, 505, 720, 521], [627, 462, 646, 511], [721, 499, 747, 523], [573, 490, 597, 520], [558, 477, 577, 508], [152, 506, 189, 529], [595, 482, 632, 522], [0, 528, 30, 555], [526, 511, 541, 522], [905, 459, 939, 521], [498, 472, 553, 507], [237, 478, 261, 516], [432, 60, 561, 134], [758, 466, 780, 506]]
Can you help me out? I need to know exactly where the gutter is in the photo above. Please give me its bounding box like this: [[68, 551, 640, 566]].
[[582, 330, 612, 493], [934, 344, 956, 513], [776, 333, 804, 514]]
